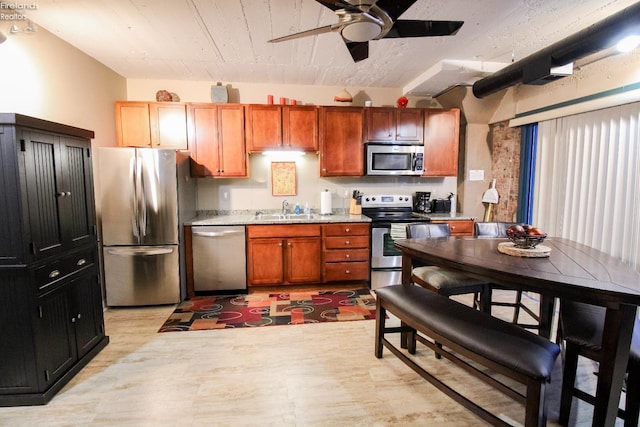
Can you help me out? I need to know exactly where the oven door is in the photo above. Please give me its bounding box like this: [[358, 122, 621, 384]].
[[371, 224, 404, 269]]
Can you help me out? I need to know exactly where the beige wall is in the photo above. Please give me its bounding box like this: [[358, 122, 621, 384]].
[[0, 27, 126, 149]]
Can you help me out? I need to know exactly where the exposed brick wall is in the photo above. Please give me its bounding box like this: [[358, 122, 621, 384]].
[[489, 121, 521, 223]]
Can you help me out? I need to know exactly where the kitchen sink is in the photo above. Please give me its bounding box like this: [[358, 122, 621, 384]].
[[252, 213, 318, 221]]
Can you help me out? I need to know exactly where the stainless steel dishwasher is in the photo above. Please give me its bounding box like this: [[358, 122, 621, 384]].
[[192, 225, 247, 292]]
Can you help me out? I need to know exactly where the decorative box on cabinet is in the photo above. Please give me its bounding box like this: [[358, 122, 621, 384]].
[[423, 108, 460, 177], [187, 103, 247, 177], [0, 113, 108, 407], [245, 104, 318, 153], [246, 224, 322, 286], [322, 223, 370, 282], [115, 101, 188, 149], [319, 107, 365, 177]]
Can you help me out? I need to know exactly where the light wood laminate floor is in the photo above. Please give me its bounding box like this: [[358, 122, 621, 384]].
[[0, 289, 615, 426]]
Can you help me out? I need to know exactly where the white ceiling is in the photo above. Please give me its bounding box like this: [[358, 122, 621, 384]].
[[20, 0, 640, 96]]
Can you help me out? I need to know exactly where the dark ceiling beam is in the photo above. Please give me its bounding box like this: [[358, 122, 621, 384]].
[[472, 1, 640, 99]]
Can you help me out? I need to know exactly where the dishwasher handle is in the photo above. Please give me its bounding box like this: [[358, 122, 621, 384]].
[[192, 230, 244, 238]]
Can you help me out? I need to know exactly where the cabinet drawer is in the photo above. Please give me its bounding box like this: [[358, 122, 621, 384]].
[[430, 219, 475, 236], [34, 249, 95, 292], [323, 223, 370, 236], [324, 262, 370, 282], [323, 249, 369, 263], [324, 236, 370, 250], [247, 224, 321, 238]]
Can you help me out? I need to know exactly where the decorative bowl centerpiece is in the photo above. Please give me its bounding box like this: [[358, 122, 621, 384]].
[[506, 224, 547, 249]]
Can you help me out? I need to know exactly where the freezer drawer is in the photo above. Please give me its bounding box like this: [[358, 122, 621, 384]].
[[103, 245, 180, 306], [192, 226, 247, 292]]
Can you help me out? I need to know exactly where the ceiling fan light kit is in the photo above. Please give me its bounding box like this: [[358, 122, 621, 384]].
[[268, 0, 463, 63]]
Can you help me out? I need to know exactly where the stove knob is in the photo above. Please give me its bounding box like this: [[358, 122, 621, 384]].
[[404, 197, 409, 201], [365, 197, 370, 202], [371, 197, 376, 201]]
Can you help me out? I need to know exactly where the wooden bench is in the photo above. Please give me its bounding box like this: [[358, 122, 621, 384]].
[[375, 284, 560, 427]]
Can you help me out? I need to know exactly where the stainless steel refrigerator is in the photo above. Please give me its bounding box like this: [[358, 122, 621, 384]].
[[98, 148, 196, 306]]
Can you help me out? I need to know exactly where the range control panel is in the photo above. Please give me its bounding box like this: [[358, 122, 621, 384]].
[[361, 194, 413, 208]]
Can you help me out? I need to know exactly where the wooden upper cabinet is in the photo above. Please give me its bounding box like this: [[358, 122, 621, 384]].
[[115, 101, 188, 149], [423, 108, 460, 177], [246, 105, 318, 152], [365, 107, 423, 143], [187, 103, 246, 178], [319, 106, 364, 177], [283, 106, 318, 151], [245, 105, 281, 152]]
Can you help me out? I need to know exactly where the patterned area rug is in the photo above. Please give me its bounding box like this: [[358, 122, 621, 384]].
[[158, 288, 377, 332]]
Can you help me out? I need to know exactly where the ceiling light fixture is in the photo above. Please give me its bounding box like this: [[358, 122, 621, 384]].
[[10, 24, 19, 34], [616, 34, 640, 52], [262, 150, 306, 160], [341, 21, 382, 42]]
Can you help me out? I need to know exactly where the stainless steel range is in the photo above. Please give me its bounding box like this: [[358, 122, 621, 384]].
[[362, 194, 430, 289]]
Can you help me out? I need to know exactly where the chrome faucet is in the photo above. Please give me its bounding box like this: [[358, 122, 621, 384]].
[[282, 199, 289, 215]]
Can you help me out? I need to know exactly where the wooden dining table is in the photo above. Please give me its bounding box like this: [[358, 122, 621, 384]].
[[394, 236, 640, 427]]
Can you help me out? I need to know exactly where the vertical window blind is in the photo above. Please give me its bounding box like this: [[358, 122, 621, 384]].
[[533, 102, 640, 269]]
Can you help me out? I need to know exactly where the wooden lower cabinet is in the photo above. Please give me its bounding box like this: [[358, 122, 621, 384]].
[[322, 223, 370, 282], [429, 219, 475, 236], [246, 224, 322, 286]]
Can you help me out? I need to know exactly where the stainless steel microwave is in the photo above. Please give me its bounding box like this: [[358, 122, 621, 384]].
[[366, 144, 424, 176]]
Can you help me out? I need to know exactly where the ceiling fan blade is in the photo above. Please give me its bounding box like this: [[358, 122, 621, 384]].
[[268, 25, 336, 43], [383, 20, 464, 38], [373, 0, 418, 21], [344, 40, 369, 62]]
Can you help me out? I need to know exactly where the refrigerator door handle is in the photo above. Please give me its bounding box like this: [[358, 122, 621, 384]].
[[107, 247, 174, 256], [129, 156, 140, 241], [192, 230, 244, 238], [135, 153, 146, 240]]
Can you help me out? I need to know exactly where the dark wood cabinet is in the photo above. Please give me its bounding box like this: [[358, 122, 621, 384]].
[[0, 114, 108, 407], [115, 101, 188, 149], [366, 107, 423, 143], [319, 107, 365, 177], [246, 224, 322, 286], [188, 103, 247, 177], [246, 105, 318, 153], [423, 108, 460, 177]]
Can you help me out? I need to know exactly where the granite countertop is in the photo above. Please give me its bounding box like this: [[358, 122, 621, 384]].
[[186, 211, 371, 226]]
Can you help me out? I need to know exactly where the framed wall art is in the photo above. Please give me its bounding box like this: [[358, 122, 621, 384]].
[[271, 161, 297, 196]]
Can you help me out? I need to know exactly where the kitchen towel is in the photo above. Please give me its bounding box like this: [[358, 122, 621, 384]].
[[390, 223, 407, 240], [321, 190, 332, 214]]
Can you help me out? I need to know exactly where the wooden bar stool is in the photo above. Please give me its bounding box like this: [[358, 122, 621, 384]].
[[558, 300, 639, 426], [474, 221, 541, 330]]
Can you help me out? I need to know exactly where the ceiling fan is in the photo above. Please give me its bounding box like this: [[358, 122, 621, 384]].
[[268, 0, 463, 62]]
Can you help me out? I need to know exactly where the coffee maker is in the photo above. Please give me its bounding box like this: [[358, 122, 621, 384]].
[[413, 191, 431, 213]]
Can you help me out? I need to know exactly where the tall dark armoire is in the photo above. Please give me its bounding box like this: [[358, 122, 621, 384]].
[[0, 113, 109, 406]]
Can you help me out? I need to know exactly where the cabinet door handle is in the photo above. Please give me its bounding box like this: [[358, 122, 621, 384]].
[[287, 242, 292, 246], [49, 270, 60, 279], [71, 317, 76, 323], [77, 258, 87, 266], [345, 228, 350, 233], [345, 254, 350, 258], [57, 192, 66, 197], [278, 242, 283, 247], [345, 240, 350, 245], [345, 269, 351, 274], [77, 314, 82, 320]]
